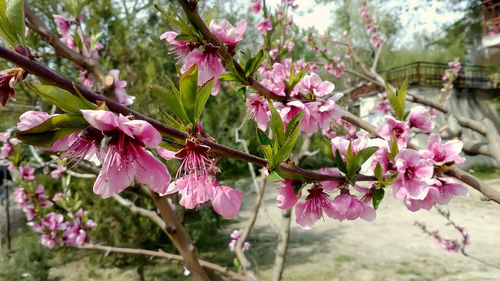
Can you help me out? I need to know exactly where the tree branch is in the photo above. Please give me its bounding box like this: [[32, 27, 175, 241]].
[[24, 5, 106, 88], [67, 243, 246, 281], [112, 194, 166, 231]]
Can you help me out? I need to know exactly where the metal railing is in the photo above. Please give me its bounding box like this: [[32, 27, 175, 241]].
[[380, 62, 494, 89]]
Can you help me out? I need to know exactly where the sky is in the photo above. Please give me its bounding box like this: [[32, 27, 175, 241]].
[[263, 0, 468, 45]]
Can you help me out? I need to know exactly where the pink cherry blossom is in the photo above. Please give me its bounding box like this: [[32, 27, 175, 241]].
[[283, 40, 294, 52], [329, 192, 376, 222], [408, 106, 434, 132], [372, 146, 396, 174], [318, 93, 343, 129], [181, 49, 224, 95], [250, 0, 262, 14], [51, 165, 67, 179], [404, 177, 468, 211], [78, 70, 93, 89], [319, 169, 343, 191], [280, 101, 320, 133], [393, 149, 434, 200], [375, 100, 393, 115], [246, 94, 270, 131], [295, 187, 337, 229], [299, 73, 335, 97], [19, 166, 35, 181], [81, 110, 170, 198], [109, 69, 135, 106], [160, 31, 191, 60], [256, 19, 272, 35], [212, 184, 243, 219], [53, 15, 71, 36], [0, 68, 24, 107], [209, 19, 247, 46], [0, 142, 12, 159], [60, 34, 77, 51], [377, 116, 409, 148], [276, 178, 302, 209], [421, 134, 465, 166]]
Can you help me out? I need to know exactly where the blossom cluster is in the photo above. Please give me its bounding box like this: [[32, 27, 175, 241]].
[[14, 185, 97, 248], [161, 18, 247, 95], [414, 221, 469, 253], [0, 129, 19, 159], [247, 60, 343, 135], [228, 229, 251, 252], [160, 137, 243, 220], [441, 60, 462, 100], [276, 175, 375, 229], [359, 1, 386, 49]]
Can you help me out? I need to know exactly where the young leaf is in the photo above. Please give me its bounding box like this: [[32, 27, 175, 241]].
[[16, 114, 88, 148], [244, 49, 265, 78], [256, 128, 272, 146], [237, 86, 246, 100], [194, 78, 214, 124], [6, 0, 24, 43], [149, 85, 190, 124], [290, 66, 309, 90], [348, 146, 378, 179], [374, 162, 383, 181], [267, 99, 285, 147], [268, 171, 284, 182], [386, 133, 399, 161], [174, 33, 198, 42], [293, 181, 305, 196], [159, 107, 186, 131], [0, 2, 17, 47], [179, 65, 198, 124], [372, 189, 385, 210], [334, 149, 348, 174], [275, 111, 303, 164], [27, 83, 94, 114]]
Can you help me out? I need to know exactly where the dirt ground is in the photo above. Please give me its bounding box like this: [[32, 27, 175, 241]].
[[48, 178, 500, 281], [233, 178, 500, 281]]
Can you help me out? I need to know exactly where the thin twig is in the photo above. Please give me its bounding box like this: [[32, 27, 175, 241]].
[[67, 243, 246, 281]]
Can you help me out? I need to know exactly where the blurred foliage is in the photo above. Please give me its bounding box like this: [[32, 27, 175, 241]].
[[0, 228, 53, 281]]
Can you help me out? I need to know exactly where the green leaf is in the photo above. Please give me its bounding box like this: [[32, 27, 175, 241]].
[[6, 0, 24, 43], [237, 86, 246, 101], [290, 66, 309, 90], [374, 163, 383, 181], [16, 114, 89, 148], [149, 85, 190, 124], [334, 149, 348, 174], [386, 133, 399, 161], [268, 171, 284, 182], [348, 146, 378, 179], [275, 111, 303, 163], [244, 49, 265, 78], [0, 2, 17, 47], [257, 128, 272, 146], [204, 5, 218, 24], [219, 73, 238, 81], [383, 172, 399, 186], [262, 144, 274, 168], [27, 82, 94, 113], [385, 79, 407, 120], [174, 33, 198, 42], [267, 99, 285, 147], [372, 189, 385, 210], [293, 181, 305, 196], [155, 4, 195, 37], [194, 78, 214, 124], [284, 111, 303, 140], [179, 65, 198, 124], [159, 107, 186, 131]]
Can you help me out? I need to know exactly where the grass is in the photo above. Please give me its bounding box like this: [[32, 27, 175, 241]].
[[466, 164, 500, 180]]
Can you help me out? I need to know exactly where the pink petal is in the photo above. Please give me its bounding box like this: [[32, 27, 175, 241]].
[[212, 185, 242, 219], [122, 120, 162, 148], [134, 147, 171, 194], [81, 110, 119, 132]]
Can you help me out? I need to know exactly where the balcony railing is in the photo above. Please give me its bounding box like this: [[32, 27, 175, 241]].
[[381, 62, 494, 90], [483, 0, 500, 35]]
